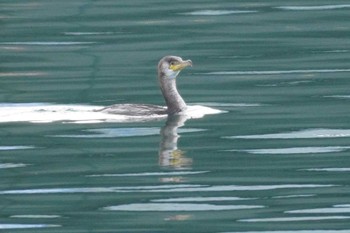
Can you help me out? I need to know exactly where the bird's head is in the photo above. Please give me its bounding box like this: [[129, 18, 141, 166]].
[[158, 56, 192, 79]]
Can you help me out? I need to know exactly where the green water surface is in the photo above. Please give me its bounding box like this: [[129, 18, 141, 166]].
[[1, 1, 350, 232]]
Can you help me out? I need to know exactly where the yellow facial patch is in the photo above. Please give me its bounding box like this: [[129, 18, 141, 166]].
[[169, 60, 192, 71], [169, 63, 182, 71]]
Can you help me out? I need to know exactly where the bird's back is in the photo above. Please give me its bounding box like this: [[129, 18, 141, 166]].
[[98, 104, 167, 116]]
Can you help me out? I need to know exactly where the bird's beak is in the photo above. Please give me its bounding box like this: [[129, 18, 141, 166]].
[[170, 60, 193, 71]]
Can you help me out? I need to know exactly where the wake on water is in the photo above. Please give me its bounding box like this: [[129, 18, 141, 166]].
[[0, 103, 222, 124]]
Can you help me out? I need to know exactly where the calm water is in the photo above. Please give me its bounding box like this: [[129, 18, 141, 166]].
[[1, 1, 350, 232]]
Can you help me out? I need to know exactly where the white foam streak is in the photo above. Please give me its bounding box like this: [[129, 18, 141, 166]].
[[0, 103, 221, 124], [185, 105, 223, 117]]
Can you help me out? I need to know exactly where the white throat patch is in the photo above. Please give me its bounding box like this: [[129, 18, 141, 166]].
[[164, 69, 180, 79]]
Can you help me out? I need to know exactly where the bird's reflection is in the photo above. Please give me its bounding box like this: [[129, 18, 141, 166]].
[[158, 114, 193, 220], [159, 114, 192, 169]]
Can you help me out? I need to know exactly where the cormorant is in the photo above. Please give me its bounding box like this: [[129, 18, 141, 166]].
[[100, 56, 192, 116]]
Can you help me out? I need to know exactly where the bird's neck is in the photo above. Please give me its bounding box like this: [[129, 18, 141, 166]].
[[159, 75, 186, 115]]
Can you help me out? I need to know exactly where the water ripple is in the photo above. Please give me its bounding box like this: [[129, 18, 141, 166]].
[[0, 146, 35, 151], [53, 127, 205, 138], [234, 146, 350, 154], [272, 194, 315, 199], [87, 171, 208, 177], [152, 196, 253, 202], [239, 216, 350, 222], [104, 203, 263, 212], [206, 69, 350, 76], [193, 102, 261, 107], [0, 184, 335, 195], [0, 42, 95, 46], [11, 215, 61, 219], [222, 230, 350, 233], [303, 168, 350, 172], [0, 163, 28, 169], [287, 205, 350, 214], [54, 127, 160, 138], [227, 129, 350, 139], [276, 5, 350, 11], [180, 10, 257, 16], [64, 32, 114, 36], [326, 95, 350, 99], [0, 224, 60, 229], [0, 72, 44, 77]]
